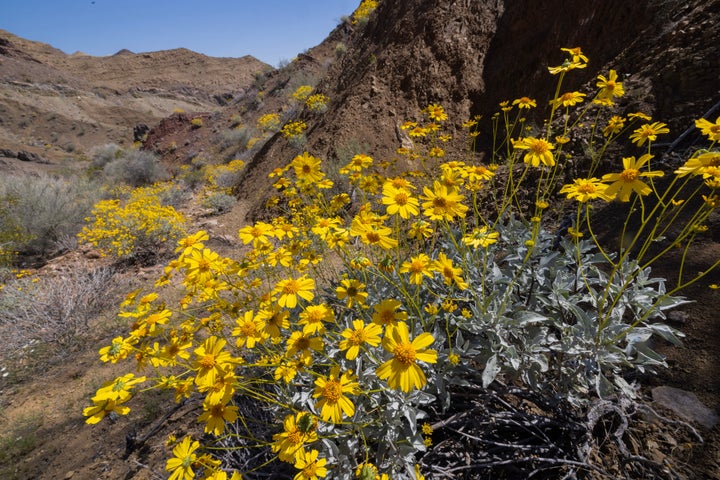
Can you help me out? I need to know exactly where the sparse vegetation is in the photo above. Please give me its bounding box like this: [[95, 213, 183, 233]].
[[102, 148, 170, 187]]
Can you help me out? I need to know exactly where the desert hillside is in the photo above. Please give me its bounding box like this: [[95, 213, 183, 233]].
[[0, 28, 269, 168]]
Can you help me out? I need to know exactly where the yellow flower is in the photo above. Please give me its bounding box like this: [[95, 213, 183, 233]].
[[292, 152, 325, 184], [674, 151, 720, 177], [408, 219, 434, 240], [232, 310, 267, 348], [272, 412, 318, 463], [603, 115, 626, 137], [559, 178, 613, 202], [286, 331, 324, 359], [238, 221, 275, 247], [83, 396, 131, 424], [376, 322, 437, 392], [561, 47, 588, 63], [514, 137, 555, 167], [420, 181, 468, 221], [512, 96, 536, 109], [424, 103, 448, 121], [382, 185, 419, 219], [596, 69, 624, 100], [372, 298, 409, 326], [99, 336, 134, 363], [336, 278, 369, 307], [175, 230, 209, 256], [273, 275, 316, 309], [339, 319, 382, 360], [462, 226, 499, 248], [629, 122, 669, 147], [166, 436, 200, 480], [432, 252, 468, 290], [198, 395, 239, 436], [400, 253, 433, 285], [350, 216, 398, 249], [299, 304, 335, 335], [695, 116, 720, 142], [192, 336, 235, 388], [551, 91, 586, 108], [293, 449, 328, 480], [602, 154, 664, 202], [313, 367, 360, 423]]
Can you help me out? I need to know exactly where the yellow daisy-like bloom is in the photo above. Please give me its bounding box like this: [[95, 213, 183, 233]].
[[674, 151, 720, 177], [559, 178, 614, 202], [551, 91, 586, 108], [695, 116, 720, 142], [561, 46, 588, 63], [408, 219, 434, 240], [462, 226, 499, 248], [596, 69, 625, 100], [272, 412, 318, 463], [313, 367, 360, 423], [93, 373, 146, 402], [629, 122, 669, 147], [424, 103, 448, 122], [299, 304, 335, 335], [349, 216, 398, 249], [83, 396, 131, 424], [603, 115, 626, 137], [399, 253, 433, 285], [166, 436, 200, 480], [193, 336, 235, 388], [432, 252, 468, 290], [99, 336, 134, 363], [382, 185, 419, 219], [286, 331, 324, 359], [548, 59, 587, 75], [175, 230, 209, 257], [336, 278, 369, 308], [232, 310, 267, 348], [339, 319, 382, 360], [198, 394, 239, 436], [293, 449, 328, 480], [273, 275, 315, 309], [514, 137, 556, 167], [463, 164, 494, 182], [376, 322, 437, 392], [512, 96, 537, 109], [602, 154, 664, 202], [420, 181, 468, 221], [340, 153, 374, 173], [292, 152, 325, 184], [372, 298, 409, 326], [238, 221, 275, 247]]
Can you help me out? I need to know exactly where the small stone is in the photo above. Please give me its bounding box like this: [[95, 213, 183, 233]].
[[64, 471, 75, 479], [652, 386, 719, 429]]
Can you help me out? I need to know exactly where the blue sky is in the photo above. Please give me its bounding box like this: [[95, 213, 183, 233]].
[[0, 0, 359, 66]]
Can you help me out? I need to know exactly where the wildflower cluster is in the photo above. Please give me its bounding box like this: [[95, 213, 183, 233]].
[[352, 0, 379, 25], [281, 120, 308, 140], [292, 85, 314, 102], [257, 113, 281, 133], [78, 184, 186, 260], [305, 93, 330, 113], [85, 48, 718, 479]]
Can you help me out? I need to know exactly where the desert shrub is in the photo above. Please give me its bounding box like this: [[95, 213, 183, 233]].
[[305, 93, 329, 113], [220, 127, 252, 152], [202, 192, 236, 214], [352, 0, 379, 25], [0, 266, 117, 370], [0, 174, 101, 260], [205, 159, 246, 192], [83, 48, 719, 479], [103, 149, 169, 187], [91, 144, 127, 169], [78, 184, 186, 262], [334, 42, 348, 58], [256, 113, 281, 133], [191, 117, 204, 128], [291, 84, 314, 102]]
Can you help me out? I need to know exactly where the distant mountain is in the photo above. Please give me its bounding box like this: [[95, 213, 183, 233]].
[[0, 29, 270, 168]]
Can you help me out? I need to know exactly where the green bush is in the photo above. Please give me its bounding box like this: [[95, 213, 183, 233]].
[[103, 149, 169, 187]]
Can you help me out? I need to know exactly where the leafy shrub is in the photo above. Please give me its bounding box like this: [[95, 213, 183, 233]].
[[84, 48, 719, 479], [90, 143, 124, 169], [202, 192, 236, 215], [103, 149, 169, 187], [256, 113, 281, 133], [291, 84, 314, 102], [78, 184, 186, 262], [0, 174, 101, 260], [352, 0, 379, 25], [305, 93, 329, 113]]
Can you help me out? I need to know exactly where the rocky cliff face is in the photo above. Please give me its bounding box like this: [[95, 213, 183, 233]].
[[227, 0, 718, 217]]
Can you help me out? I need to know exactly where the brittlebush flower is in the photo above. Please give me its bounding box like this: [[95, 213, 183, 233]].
[[372, 298, 409, 326], [559, 178, 614, 202], [596, 69, 625, 100], [166, 436, 200, 480], [674, 151, 720, 177], [272, 412, 318, 463], [83, 396, 131, 424], [629, 122, 669, 147], [193, 336, 235, 388], [424, 103, 448, 121], [420, 181, 468, 221], [292, 152, 325, 184], [462, 226, 499, 248], [313, 367, 360, 423], [551, 91, 586, 108], [293, 449, 327, 480], [512, 96, 536, 109], [339, 319, 382, 360], [198, 394, 239, 436], [514, 137, 555, 167], [432, 252, 468, 289], [232, 310, 267, 348], [602, 154, 664, 202], [603, 115, 626, 137], [376, 322, 437, 392], [399, 253, 433, 285], [382, 185, 419, 219], [274, 275, 315, 309], [336, 278, 368, 307], [695, 116, 720, 142]]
